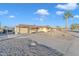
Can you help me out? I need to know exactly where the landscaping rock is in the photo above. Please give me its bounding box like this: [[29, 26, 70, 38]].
[[0, 37, 63, 56]]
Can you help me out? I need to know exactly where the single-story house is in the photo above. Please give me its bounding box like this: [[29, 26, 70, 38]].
[[15, 24, 52, 34], [15, 24, 38, 34]]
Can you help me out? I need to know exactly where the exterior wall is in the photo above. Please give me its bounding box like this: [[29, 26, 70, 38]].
[[15, 25, 51, 34], [15, 27, 28, 34], [0, 29, 3, 33], [38, 27, 48, 32], [15, 27, 19, 34], [19, 27, 28, 34], [30, 28, 38, 34]]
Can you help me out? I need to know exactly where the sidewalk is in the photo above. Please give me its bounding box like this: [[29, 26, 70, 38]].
[[0, 34, 22, 41]]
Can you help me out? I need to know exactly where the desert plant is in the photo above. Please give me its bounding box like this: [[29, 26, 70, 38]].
[[71, 24, 79, 31], [71, 24, 76, 31]]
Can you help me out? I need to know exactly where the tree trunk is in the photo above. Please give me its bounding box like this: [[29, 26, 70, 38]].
[[66, 19, 68, 31]]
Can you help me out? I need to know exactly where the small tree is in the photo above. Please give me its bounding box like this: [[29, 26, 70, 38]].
[[71, 24, 76, 31], [56, 26, 61, 30], [71, 24, 79, 31]]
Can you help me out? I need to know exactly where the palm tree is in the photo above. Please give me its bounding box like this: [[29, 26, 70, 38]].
[[64, 11, 73, 31]]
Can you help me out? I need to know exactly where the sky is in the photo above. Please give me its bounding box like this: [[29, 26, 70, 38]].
[[0, 3, 79, 27]]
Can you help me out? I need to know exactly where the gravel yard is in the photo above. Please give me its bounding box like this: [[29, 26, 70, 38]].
[[26, 31, 79, 56], [0, 37, 63, 56]]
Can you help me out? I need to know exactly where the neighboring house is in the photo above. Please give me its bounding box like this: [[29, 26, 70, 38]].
[[3, 26, 15, 34], [15, 24, 52, 34]]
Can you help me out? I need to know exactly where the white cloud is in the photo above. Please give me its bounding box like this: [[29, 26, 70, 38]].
[[39, 18, 44, 21], [0, 10, 8, 15], [74, 15, 79, 18], [9, 15, 15, 18], [56, 3, 78, 10], [35, 9, 49, 21], [35, 9, 49, 16], [56, 11, 64, 15]]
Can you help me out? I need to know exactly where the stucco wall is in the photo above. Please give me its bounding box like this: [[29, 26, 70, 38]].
[[15, 27, 28, 34], [15, 26, 51, 34], [38, 27, 48, 32], [0, 29, 3, 33]]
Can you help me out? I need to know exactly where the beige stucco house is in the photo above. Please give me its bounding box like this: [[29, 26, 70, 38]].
[[15, 24, 38, 34], [15, 25, 28, 34], [29, 26, 38, 34], [38, 26, 51, 32], [0, 28, 3, 33], [15, 24, 51, 34]]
